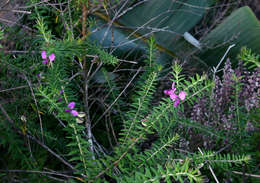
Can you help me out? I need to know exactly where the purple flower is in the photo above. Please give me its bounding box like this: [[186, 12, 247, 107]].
[[68, 102, 75, 109], [59, 89, 64, 95], [36, 73, 42, 78], [179, 91, 186, 101], [41, 50, 55, 65], [70, 110, 79, 116], [41, 51, 47, 59], [164, 82, 186, 107], [42, 59, 49, 65], [65, 102, 79, 116], [49, 53, 55, 62]]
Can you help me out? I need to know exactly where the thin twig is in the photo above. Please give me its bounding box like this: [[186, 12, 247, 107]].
[[0, 17, 34, 31], [92, 67, 142, 128], [85, 54, 137, 64], [0, 103, 76, 172], [108, 112, 118, 145], [94, 133, 144, 181], [23, 74, 44, 143], [198, 147, 219, 183], [0, 103, 14, 124], [0, 85, 28, 93], [101, 0, 130, 43], [0, 0, 9, 9], [81, 1, 88, 40], [117, 0, 150, 18], [0, 9, 31, 14], [0, 169, 75, 179], [232, 171, 260, 178], [26, 134, 77, 171], [212, 44, 236, 75]]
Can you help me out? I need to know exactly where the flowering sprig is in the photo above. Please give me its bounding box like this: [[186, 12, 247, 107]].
[[64, 101, 86, 123], [164, 82, 186, 107], [65, 102, 79, 116], [41, 50, 55, 65]]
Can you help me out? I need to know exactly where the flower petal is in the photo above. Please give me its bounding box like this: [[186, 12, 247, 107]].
[[41, 51, 47, 59], [70, 110, 78, 116], [42, 59, 48, 64], [59, 89, 64, 94], [49, 53, 55, 62], [173, 98, 180, 107], [170, 93, 178, 100], [164, 89, 171, 95], [67, 102, 76, 109], [57, 98, 62, 102], [179, 91, 186, 101], [164, 89, 176, 95], [65, 109, 71, 113]]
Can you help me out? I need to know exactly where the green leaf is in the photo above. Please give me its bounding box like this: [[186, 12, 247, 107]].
[[117, 0, 211, 55], [89, 0, 213, 61], [89, 3, 260, 68], [92, 70, 117, 84], [199, 6, 260, 67], [88, 17, 146, 59]]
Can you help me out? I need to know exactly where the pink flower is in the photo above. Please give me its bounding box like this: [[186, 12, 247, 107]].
[[179, 91, 186, 101], [41, 50, 55, 65], [164, 82, 186, 107], [49, 53, 55, 62], [67, 102, 75, 109], [65, 102, 79, 116], [42, 59, 49, 65], [59, 89, 64, 94], [41, 51, 47, 59], [70, 110, 79, 116], [36, 73, 42, 78]]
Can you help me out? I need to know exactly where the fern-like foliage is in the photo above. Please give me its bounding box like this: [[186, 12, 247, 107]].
[[238, 47, 260, 69], [1, 6, 257, 182]]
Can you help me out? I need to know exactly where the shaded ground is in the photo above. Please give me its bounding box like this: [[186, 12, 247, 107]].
[[0, 0, 25, 27]]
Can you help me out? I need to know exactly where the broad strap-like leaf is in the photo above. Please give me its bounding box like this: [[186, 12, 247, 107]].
[[199, 6, 260, 67]]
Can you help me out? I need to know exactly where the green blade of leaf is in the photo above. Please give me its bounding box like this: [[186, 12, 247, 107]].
[[199, 6, 260, 67]]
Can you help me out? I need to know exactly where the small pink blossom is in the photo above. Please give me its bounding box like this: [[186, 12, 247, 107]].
[[41, 50, 55, 65], [65, 102, 79, 116], [70, 110, 79, 116], [49, 53, 55, 62], [170, 93, 178, 100], [164, 82, 186, 107], [36, 73, 42, 78], [179, 91, 186, 101], [173, 99, 180, 107], [67, 102, 76, 109], [41, 51, 47, 59], [42, 59, 49, 65], [59, 89, 64, 94]]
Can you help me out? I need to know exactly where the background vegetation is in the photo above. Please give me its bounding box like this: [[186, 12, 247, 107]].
[[0, 0, 259, 182]]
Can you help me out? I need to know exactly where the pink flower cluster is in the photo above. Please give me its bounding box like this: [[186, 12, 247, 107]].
[[39, 51, 81, 118], [65, 102, 79, 117], [164, 82, 186, 107], [41, 50, 55, 65]]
